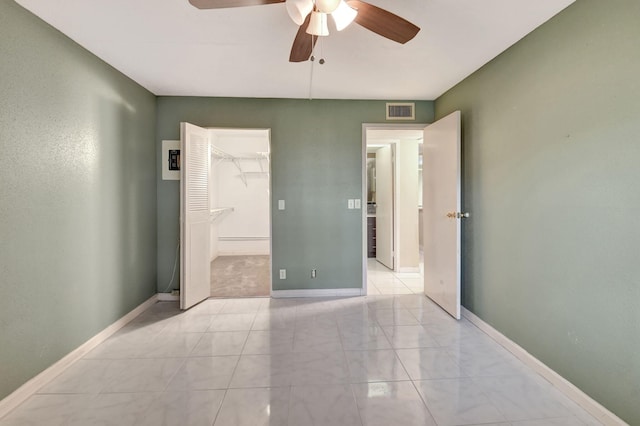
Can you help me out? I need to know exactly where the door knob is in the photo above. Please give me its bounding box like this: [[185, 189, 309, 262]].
[[447, 212, 470, 219]]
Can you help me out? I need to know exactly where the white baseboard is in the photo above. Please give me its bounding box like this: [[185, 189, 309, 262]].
[[462, 307, 627, 426], [272, 288, 363, 298], [0, 294, 159, 420], [157, 293, 179, 301], [218, 251, 271, 256]]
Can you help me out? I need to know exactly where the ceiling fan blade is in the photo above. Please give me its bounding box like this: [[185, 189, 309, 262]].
[[289, 13, 317, 62], [346, 0, 420, 44], [189, 0, 284, 9]]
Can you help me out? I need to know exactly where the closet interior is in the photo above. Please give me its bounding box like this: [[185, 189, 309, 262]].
[[209, 129, 271, 297]]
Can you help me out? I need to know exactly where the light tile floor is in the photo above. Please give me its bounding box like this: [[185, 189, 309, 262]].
[[1, 264, 604, 425], [367, 258, 425, 295]]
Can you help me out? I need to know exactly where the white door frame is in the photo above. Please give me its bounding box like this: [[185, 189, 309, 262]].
[[361, 123, 428, 295]]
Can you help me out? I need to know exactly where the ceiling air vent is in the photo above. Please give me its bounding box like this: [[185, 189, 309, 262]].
[[386, 102, 415, 120]]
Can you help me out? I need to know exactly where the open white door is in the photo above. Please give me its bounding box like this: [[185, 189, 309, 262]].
[[423, 111, 464, 319], [180, 123, 211, 310], [375, 145, 394, 270]]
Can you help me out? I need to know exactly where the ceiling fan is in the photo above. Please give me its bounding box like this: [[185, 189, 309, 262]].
[[188, 0, 420, 63]]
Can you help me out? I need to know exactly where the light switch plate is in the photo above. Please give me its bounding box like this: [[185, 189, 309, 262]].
[[278, 200, 285, 210], [279, 269, 286, 279], [354, 199, 361, 209], [348, 199, 355, 209]]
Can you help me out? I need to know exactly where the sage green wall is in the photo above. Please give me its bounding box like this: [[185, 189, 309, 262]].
[[435, 1, 640, 423], [0, 0, 157, 400], [156, 98, 433, 291]]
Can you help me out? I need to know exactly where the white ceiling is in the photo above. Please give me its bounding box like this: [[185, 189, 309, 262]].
[[15, 0, 574, 100]]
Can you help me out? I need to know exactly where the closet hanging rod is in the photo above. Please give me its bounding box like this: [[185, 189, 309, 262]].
[[218, 236, 270, 241], [233, 156, 270, 160]]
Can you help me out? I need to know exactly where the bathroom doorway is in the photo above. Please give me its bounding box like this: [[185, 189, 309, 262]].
[[362, 124, 425, 294]]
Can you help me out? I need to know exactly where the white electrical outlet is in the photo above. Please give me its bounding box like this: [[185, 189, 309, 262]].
[[279, 269, 286, 279], [278, 200, 285, 210], [348, 199, 355, 209], [311, 269, 317, 278], [354, 199, 361, 209]]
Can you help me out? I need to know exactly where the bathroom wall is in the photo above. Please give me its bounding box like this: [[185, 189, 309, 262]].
[[397, 139, 420, 271]]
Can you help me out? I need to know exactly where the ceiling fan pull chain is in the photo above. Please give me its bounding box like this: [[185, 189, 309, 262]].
[[319, 37, 325, 64], [309, 32, 316, 62]]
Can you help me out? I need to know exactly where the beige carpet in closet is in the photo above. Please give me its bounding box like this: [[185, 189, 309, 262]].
[[210, 255, 270, 297]]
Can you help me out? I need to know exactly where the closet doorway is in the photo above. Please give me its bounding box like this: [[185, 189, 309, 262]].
[[209, 128, 271, 298], [180, 124, 271, 310]]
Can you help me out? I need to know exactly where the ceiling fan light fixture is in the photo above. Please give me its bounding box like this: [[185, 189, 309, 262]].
[[306, 11, 329, 36], [285, 0, 313, 25], [314, 0, 340, 14], [331, 0, 357, 31]]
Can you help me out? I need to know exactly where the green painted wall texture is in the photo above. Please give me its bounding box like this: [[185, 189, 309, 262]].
[[0, 0, 157, 400], [156, 98, 434, 292], [435, 1, 640, 423]]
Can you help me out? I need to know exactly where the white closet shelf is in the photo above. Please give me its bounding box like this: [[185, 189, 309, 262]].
[[210, 146, 234, 160], [210, 207, 234, 223], [211, 146, 270, 161], [211, 145, 270, 186]]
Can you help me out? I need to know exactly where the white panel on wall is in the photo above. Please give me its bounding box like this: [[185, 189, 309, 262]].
[[398, 138, 420, 270], [162, 140, 180, 180]]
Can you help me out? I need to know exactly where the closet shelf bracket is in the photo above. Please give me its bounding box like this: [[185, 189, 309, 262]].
[[211, 145, 270, 187], [210, 207, 234, 223]]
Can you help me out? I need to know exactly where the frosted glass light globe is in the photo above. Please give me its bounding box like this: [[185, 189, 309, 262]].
[[332, 0, 357, 31], [315, 0, 340, 14], [285, 0, 313, 25]]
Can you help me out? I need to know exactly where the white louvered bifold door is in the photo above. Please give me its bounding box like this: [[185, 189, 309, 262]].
[[180, 123, 211, 310]]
